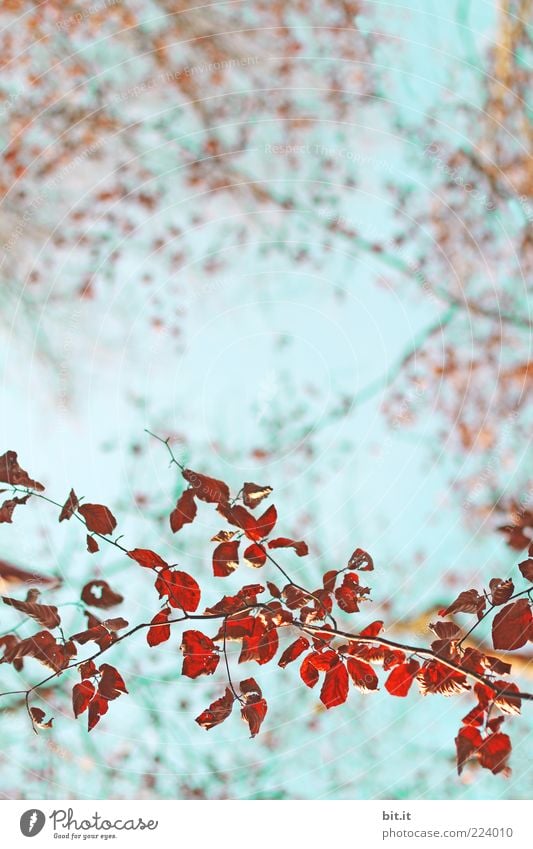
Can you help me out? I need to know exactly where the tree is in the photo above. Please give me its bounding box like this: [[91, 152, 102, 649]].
[[0, 437, 531, 779]]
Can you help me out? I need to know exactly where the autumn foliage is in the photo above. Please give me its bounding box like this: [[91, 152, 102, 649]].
[[0, 443, 532, 778]]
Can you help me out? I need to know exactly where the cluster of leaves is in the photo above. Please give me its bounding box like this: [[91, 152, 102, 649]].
[[0, 448, 532, 777]]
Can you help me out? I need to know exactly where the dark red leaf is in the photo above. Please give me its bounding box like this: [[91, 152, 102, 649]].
[[81, 580, 123, 609], [128, 548, 168, 570], [86, 535, 99, 553], [2, 591, 61, 629], [180, 630, 219, 678], [195, 687, 235, 730], [98, 663, 127, 700], [417, 660, 469, 696], [242, 482, 273, 509], [441, 589, 486, 619], [147, 607, 171, 647], [240, 678, 267, 737], [79, 659, 97, 679], [72, 680, 95, 717], [59, 489, 79, 522], [78, 503, 117, 536], [204, 584, 265, 616], [182, 469, 229, 505], [320, 661, 349, 708], [155, 569, 200, 612], [213, 540, 240, 577], [518, 559, 533, 582], [322, 570, 338, 592], [170, 488, 197, 533], [268, 537, 308, 556], [239, 620, 278, 665], [0, 451, 44, 491], [492, 681, 521, 715], [278, 636, 310, 668], [29, 707, 53, 728], [347, 547, 374, 571], [489, 578, 514, 606], [2, 630, 76, 672], [385, 659, 420, 697], [0, 494, 30, 523], [88, 693, 109, 731], [492, 599, 532, 651]]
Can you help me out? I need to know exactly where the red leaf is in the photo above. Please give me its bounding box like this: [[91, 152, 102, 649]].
[[0, 451, 44, 491], [195, 687, 235, 730], [240, 678, 267, 737], [243, 543, 267, 569], [278, 636, 310, 668], [252, 505, 277, 540], [267, 581, 281, 598], [147, 607, 171, 647], [78, 503, 117, 536], [213, 540, 240, 577], [308, 648, 339, 671], [382, 649, 406, 671], [204, 584, 265, 616], [320, 661, 349, 708], [322, 570, 338, 592], [128, 548, 168, 570], [242, 482, 273, 509], [268, 537, 308, 556], [155, 569, 200, 612], [29, 707, 53, 729], [492, 681, 521, 715], [88, 693, 109, 731], [478, 732, 512, 774], [86, 535, 99, 554], [335, 572, 370, 614], [2, 591, 61, 629], [492, 599, 532, 651], [0, 494, 30, 523], [455, 725, 483, 774], [182, 468, 229, 505], [489, 578, 514, 606], [180, 630, 219, 678], [300, 654, 320, 688], [441, 589, 486, 619], [358, 620, 384, 638], [59, 489, 79, 521], [385, 659, 420, 697], [1, 630, 76, 672], [239, 620, 278, 665], [79, 659, 97, 679], [72, 680, 95, 717], [347, 547, 374, 571], [518, 558, 533, 582], [218, 502, 277, 542], [98, 663, 127, 700], [170, 488, 197, 533], [218, 615, 257, 640], [81, 580, 123, 609], [417, 660, 469, 696], [346, 657, 379, 692]]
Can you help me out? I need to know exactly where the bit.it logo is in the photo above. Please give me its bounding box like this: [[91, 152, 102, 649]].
[[20, 810, 46, 838]]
